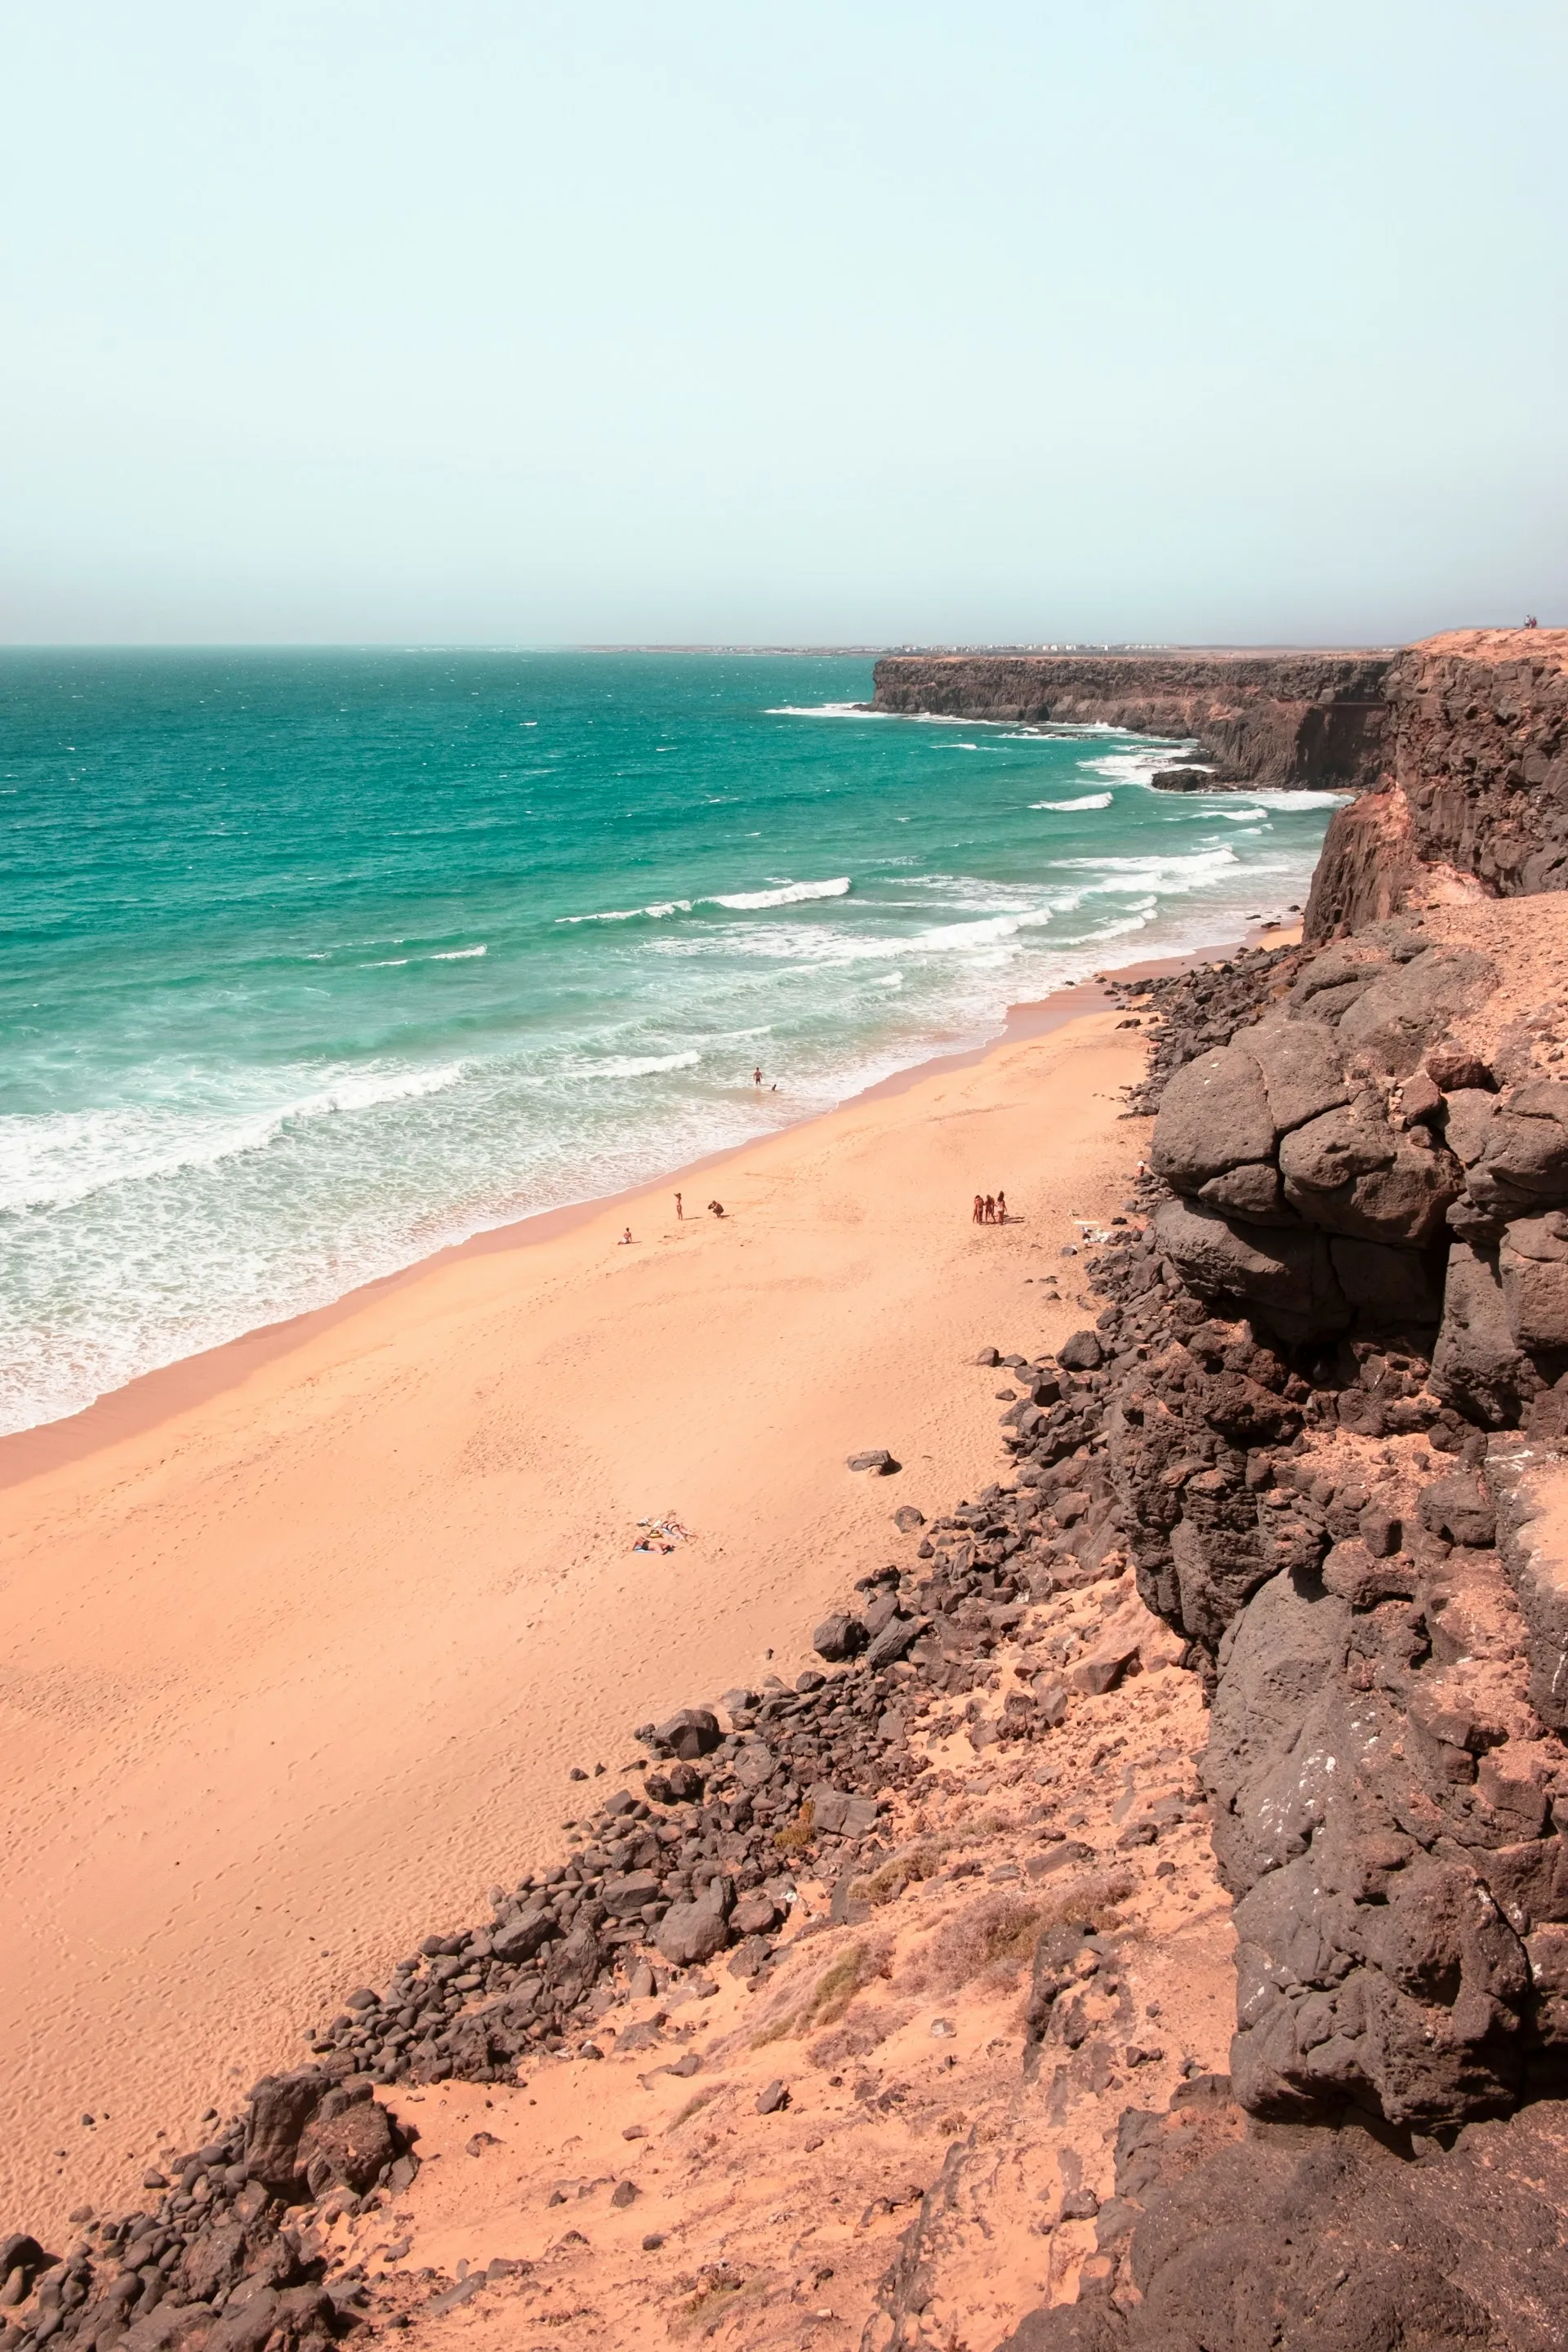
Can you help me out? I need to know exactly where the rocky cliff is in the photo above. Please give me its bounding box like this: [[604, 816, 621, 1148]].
[[1000, 919, 1568, 2350], [1305, 629, 1568, 941], [870, 653, 1393, 790]]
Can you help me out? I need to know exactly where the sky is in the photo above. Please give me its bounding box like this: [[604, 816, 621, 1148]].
[[2, 0, 1564, 647]]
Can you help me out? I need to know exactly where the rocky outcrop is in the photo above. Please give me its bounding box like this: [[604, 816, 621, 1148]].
[[870, 653, 1392, 788], [1085, 915, 1568, 2139], [1000, 2083, 1568, 2352], [1307, 629, 1568, 942], [0, 2073, 412, 2352], [1004, 933, 1568, 2347]]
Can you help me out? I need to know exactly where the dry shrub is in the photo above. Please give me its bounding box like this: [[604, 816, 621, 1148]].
[[748, 1934, 891, 2048], [666, 2083, 724, 2132], [773, 1798, 815, 1855], [902, 1894, 1044, 1994], [900, 1868, 1138, 1997], [853, 1839, 945, 1907], [806, 1998, 914, 2072]]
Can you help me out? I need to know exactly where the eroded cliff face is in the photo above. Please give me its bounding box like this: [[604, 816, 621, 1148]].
[[870, 653, 1392, 790], [1001, 919, 1568, 2350], [1306, 629, 1568, 942]]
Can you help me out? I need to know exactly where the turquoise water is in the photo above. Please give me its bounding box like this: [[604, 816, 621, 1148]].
[[0, 650, 1339, 1434]]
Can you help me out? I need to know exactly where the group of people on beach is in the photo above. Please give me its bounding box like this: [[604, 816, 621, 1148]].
[[622, 1190, 726, 1245], [972, 1191, 1008, 1224]]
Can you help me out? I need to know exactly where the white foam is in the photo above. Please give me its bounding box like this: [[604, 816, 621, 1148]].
[[559, 901, 692, 924], [431, 944, 487, 960], [0, 1061, 470, 1217], [1054, 846, 1241, 881], [557, 1050, 701, 1081], [559, 880, 849, 924], [705, 877, 851, 911], [1236, 788, 1352, 811], [764, 702, 885, 718], [1031, 792, 1113, 812], [1079, 742, 1195, 789]]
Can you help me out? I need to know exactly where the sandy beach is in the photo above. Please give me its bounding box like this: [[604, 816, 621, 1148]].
[[0, 995, 1147, 2236]]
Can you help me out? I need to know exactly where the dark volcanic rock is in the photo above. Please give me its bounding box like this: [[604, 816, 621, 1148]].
[[1307, 629, 1568, 940], [243, 2069, 327, 2199], [652, 1706, 722, 1760], [871, 653, 1392, 790], [813, 1611, 868, 1662], [296, 2087, 397, 2198], [653, 1879, 733, 1967], [999, 2087, 1568, 2352]]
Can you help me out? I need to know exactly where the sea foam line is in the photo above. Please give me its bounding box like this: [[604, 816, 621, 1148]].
[[559, 876, 850, 924], [0, 1062, 472, 1217]]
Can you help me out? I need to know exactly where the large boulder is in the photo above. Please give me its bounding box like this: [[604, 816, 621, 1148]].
[[813, 1612, 867, 1662], [295, 2085, 397, 2198], [994, 2091, 1568, 2352], [1195, 1160, 1294, 1224], [1500, 1213, 1568, 1352], [654, 1878, 733, 1967], [1153, 1197, 1348, 1342], [653, 1706, 722, 1760], [543, 1920, 604, 2009], [1278, 1102, 1458, 1246], [243, 2068, 328, 2200], [1446, 1080, 1568, 1216], [1151, 1045, 1276, 1191], [489, 1903, 555, 1963], [1246, 1015, 1351, 1132], [1432, 1241, 1535, 1426], [1335, 945, 1496, 1076], [1205, 1560, 1548, 2129]]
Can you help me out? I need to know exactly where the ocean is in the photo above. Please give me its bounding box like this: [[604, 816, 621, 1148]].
[[0, 649, 1340, 1436]]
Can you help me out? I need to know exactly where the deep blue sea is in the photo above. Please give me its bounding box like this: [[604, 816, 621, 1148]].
[[0, 650, 1340, 1434]]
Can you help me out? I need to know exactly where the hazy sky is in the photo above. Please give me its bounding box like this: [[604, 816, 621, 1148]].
[[3, 1, 1564, 646]]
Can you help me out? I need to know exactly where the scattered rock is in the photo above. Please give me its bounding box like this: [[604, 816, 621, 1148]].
[[813, 1612, 868, 1662]]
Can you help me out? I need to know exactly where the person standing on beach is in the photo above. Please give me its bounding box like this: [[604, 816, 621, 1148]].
[[996, 1189, 1007, 1223], [983, 1194, 996, 1223], [753, 1066, 763, 1087], [973, 1193, 985, 1223], [675, 1192, 683, 1219]]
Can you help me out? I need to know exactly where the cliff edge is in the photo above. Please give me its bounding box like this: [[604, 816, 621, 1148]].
[[871, 652, 1393, 791], [1306, 629, 1568, 940]]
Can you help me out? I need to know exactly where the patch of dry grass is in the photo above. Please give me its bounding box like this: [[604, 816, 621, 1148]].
[[806, 1998, 914, 2072], [748, 1935, 893, 2048], [851, 1838, 947, 1906], [772, 1799, 815, 1855], [900, 1869, 1136, 1995]]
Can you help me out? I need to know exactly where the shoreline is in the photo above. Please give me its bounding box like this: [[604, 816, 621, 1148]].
[[0, 924, 1294, 1494], [1, 941, 1165, 2235]]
